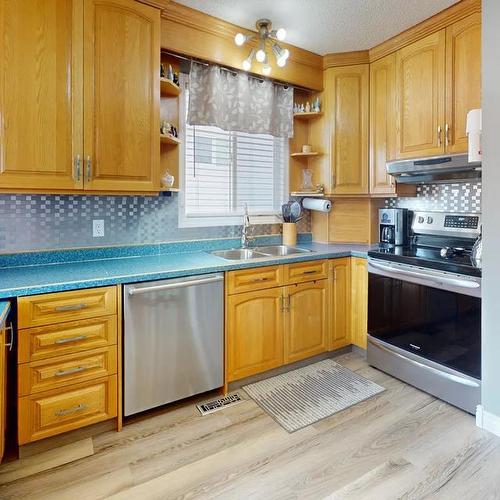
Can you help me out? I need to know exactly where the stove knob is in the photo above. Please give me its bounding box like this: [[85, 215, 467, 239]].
[[418, 216, 425, 223], [440, 247, 453, 258], [427, 216, 434, 224]]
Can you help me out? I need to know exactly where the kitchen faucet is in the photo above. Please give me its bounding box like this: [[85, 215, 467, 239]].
[[241, 203, 254, 248]]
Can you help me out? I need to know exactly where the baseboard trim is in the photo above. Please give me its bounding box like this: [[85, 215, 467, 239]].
[[476, 405, 500, 437]]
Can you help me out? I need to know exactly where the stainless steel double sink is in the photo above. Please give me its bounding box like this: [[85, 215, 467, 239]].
[[211, 245, 313, 261]]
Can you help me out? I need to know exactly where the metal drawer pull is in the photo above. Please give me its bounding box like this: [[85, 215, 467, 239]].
[[74, 154, 81, 182], [54, 303, 88, 312], [55, 403, 88, 417], [302, 270, 317, 274], [55, 335, 87, 345], [5, 323, 14, 351], [86, 156, 92, 182], [55, 366, 88, 377], [252, 277, 269, 282], [437, 125, 442, 147]]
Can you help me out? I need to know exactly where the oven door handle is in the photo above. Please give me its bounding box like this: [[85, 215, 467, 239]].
[[369, 260, 480, 290], [368, 337, 480, 388]]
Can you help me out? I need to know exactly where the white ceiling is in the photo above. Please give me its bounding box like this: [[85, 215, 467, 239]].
[[176, 0, 460, 55]]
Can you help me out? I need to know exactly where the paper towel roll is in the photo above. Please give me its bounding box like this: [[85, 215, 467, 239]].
[[302, 198, 332, 213]]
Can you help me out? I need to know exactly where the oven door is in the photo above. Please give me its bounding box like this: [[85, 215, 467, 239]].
[[367, 258, 481, 380]]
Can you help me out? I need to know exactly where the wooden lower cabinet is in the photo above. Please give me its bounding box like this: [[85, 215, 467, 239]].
[[18, 375, 117, 445], [0, 323, 6, 461], [226, 288, 284, 382], [284, 280, 328, 364], [351, 258, 368, 349], [330, 258, 351, 350]]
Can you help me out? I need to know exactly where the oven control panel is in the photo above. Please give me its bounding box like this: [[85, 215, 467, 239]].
[[412, 211, 481, 238], [444, 215, 480, 229]]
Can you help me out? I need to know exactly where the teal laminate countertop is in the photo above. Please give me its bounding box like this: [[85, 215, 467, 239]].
[[0, 237, 371, 299]]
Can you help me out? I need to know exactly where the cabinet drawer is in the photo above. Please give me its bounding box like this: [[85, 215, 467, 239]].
[[18, 316, 117, 364], [284, 260, 328, 284], [18, 375, 117, 444], [18, 347, 117, 396], [18, 286, 117, 328], [227, 265, 283, 294]]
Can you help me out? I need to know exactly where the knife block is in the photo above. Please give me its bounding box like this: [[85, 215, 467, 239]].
[[282, 223, 297, 246]]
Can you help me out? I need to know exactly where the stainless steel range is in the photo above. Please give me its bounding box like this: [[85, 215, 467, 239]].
[[367, 211, 482, 414]]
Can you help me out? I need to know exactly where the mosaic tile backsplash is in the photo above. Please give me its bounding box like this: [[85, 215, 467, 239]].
[[0, 194, 312, 253], [385, 182, 482, 214]]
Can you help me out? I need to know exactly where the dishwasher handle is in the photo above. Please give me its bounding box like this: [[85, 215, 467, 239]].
[[128, 275, 223, 296]]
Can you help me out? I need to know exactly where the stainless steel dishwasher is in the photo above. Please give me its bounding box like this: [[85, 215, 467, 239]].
[[123, 273, 223, 416]]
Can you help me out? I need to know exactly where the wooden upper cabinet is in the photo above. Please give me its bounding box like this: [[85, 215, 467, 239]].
[[0, 0, 84, 190], [370, 54, 397, 195], [83, 0, 160, 192], [395, 31, 446, 159], [284, 280, 328, 364], [325, 65, 369, 195], [445, 13, 481, 154]]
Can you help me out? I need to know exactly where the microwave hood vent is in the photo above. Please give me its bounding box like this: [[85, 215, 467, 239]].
[[386, 154, 481, 184]]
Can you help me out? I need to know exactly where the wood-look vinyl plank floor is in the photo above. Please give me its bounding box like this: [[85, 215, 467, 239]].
[[1, 352, 499, 500]]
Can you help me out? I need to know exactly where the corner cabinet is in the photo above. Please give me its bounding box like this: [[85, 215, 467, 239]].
[[0, 0, 160, 193], [370, 54, 397, 195], [324, 65, 369, 195]]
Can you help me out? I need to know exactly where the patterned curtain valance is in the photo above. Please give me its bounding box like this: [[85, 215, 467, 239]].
[[187, 63, 294, 139]]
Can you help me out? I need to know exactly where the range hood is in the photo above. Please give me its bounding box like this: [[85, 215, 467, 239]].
[[386, 153, 481, 184]]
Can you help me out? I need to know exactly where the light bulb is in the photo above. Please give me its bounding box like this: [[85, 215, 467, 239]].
[[262, 64, 271, 76], [282, 48, 290, 60], [277, 56, 286, 67], [276, 28, 286, 41], [242, 59, 252, 71], [256, 49, 266, 63], [234, 33, 246, 46]]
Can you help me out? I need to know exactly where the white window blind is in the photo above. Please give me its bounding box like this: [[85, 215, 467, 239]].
[[179, 76, 288, 227]]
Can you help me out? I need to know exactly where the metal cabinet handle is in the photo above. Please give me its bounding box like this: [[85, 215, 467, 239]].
[[252, 277, 269, 282], [86, 155, 92, 182], [437, 125, 442, 147], [74, 155, 81, 182], [302, 270, 317, 275], [55, 366, 88, 377], [280, 295, 285, 312], [55, 335, 88, 345], [54, 303, 88, 312], [445, 123, 450, 147], [5, 322, 14, 351], [285, 295, 290, 311], [128, 275, 223, 296], [54, 403, 88, 417]]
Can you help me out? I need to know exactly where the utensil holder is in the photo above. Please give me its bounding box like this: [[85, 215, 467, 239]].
[[282, 223, 297, 246]]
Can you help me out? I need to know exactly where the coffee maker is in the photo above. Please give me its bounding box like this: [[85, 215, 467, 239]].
[[379, 208, 411, 246]]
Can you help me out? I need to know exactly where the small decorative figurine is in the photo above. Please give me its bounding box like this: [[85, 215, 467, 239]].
[[313, 97, 321, 112], [305, 101, 311, 113], [167, 64, 174, 81], [161, 121, 171, 135], [300, 103, 305, 113], [160, 64, 167, 78], [161, 169, 175, 188], [173, 72, 179, 86]]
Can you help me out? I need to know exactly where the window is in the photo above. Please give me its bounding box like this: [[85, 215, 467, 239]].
[[179, 77, 288, 228]]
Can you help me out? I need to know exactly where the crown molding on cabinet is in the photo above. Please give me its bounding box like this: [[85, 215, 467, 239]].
[[369, 0, 481, 62], [323, 51, 370, 69], [136, 0, 170, 11]]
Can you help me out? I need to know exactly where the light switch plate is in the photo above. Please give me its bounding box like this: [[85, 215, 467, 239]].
[[93, 219, 104, 238]]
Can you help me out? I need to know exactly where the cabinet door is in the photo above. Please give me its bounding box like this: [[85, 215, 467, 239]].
[[396, 31, 446, 159], [83, 0, 160, 192], [226, 288, 284, 382], [445, 13, 481, 154], [370, 54, 397, 195], [351, 258, 368, 349], [0, 0, 83, 190], [326, 65, 369, 195], [0, 325, 5, 461], [284, 280, 328, 364], [330, 258, 351, 350]]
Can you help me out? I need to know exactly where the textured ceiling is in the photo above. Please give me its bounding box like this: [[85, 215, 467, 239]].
[[175, 0, 460, 55]]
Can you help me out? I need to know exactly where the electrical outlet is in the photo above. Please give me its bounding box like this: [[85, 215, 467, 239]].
[[93, 219, 104, 238]]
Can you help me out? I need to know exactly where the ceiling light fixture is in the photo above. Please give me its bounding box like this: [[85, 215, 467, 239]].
[[234, 19, 289, 75]]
